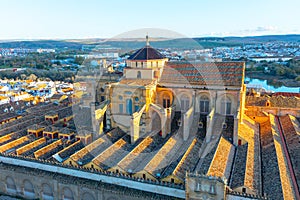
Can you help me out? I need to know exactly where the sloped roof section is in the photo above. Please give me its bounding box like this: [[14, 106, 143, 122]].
[[159, 61, 245, 87], [128, 45, 165, 60]]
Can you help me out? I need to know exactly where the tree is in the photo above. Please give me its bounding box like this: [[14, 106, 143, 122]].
[[20, 74, 27, 80], [28, 74, 37, 81], [74, 56, 85, 65]]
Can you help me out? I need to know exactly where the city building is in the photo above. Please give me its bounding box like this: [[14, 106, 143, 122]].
[[0, 37, 299, 200]]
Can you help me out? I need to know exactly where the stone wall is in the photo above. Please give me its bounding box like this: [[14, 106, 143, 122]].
[[0, 162, 182, 200]]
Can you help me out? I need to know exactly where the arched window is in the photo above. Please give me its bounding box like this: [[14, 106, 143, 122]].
[[134, 96, 140, 112], [107, 197, 118, 200], [137, 71, 141, 79], [119, 104, 123, 113], [42, 183, 54, 200], [134, 105, 140, 112], [6, 177, 16, 194], [200, 96, 210, 113], [162, 94, 171, 108], [210, 184, 216, 194], [195, 181, 201, 192], [221, 96, 232, 115], [23, 180, 35, 198], [181, 94, 190, 111], [82, 192, 95, 200], [266, 100, 271, 107], [126, 99, 133, 114], [63, 187, 74, 200]]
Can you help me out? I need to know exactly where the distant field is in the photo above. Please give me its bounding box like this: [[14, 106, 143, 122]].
[[0, 66, 11, 69], [0, 34, 299, 50], [99, 39, 245, 50]]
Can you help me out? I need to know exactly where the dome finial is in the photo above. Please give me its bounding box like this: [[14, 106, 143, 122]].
[[146, 34, 149, 46]]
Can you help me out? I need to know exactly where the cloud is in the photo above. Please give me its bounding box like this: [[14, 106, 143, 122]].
[[255, 26, 278, 32], [198, 26, 300, 37], [237, 26, 279, 35]]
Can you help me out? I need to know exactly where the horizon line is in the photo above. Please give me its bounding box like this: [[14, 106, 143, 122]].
[[1, 33, 300, 42]]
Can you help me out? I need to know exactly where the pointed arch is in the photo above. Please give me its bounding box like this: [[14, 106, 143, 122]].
[[23, 179, 35, 198], [137, 71, 141, 78], [81, 192, 95, 200], [5, 176, 16, 194], [180, 94, 190, 111], [199, 95, 210, 113], [62, 187, 74, 200], [162, 93, 171, 108], [221, 96, 232, 115], [42, 183, 54, 200], [158, 90, 174, 109]]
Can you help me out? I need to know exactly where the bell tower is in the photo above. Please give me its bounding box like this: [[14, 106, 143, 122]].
[[125, 35, 168, 80]]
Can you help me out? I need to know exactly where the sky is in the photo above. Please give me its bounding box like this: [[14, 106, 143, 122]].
[[0, 0, 300, 40]]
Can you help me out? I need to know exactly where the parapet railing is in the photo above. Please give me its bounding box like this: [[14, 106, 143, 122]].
[[227, 189, 269, 200], [0, 152, 185, 191]]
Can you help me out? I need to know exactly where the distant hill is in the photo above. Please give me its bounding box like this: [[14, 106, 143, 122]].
[[0, 40, 82, 50], [224, 34, 300, 43], [1, 34, 299, 50]]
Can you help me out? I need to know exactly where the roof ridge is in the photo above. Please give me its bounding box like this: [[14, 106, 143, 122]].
[[128, 45, 165, 61], [131, 46, 146, 60]]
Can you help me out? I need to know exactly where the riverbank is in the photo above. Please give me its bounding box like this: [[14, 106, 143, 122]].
[[246, 72, 300, 87]]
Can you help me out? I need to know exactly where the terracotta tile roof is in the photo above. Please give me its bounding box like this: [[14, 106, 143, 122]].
[[195, 117, 224, 174], [16, 137, 46, 156], [144, 136, 180, 177], [59, 127, 75, 135], [260, 119, 284, 199], [117, 133, 172, 173], [21, 138, 53, 157], [279, 115, 300, 193], [246, 96, 300, 108], [160, 137, 194, 179], [0, 133, 14, 146], [144, 134, 194, 178], [70, 137, 107, 165], [70, 128, 125, 165], [51, 94, 64, 100], [117, 136, 153, 172], [207, 137, 235, 179], [45, 111, 58, 117], [34, 139, 64, 159], [128, 45, 165, 60], [238, 115, 262, 194], [273, 92, 300, 98], [44, 126, 60, 132], [92, 135, 130, 170], [92, 134, 143, 170], [27, 124, 45, 131], [172, 137, 202, 181], [159, 61, 245, 87], [56, 141, 85, 161], [270, 114, 297, 199], [0, 113, 20, 122], [0, 135, 35, 153], [230, 143, 248, 189]]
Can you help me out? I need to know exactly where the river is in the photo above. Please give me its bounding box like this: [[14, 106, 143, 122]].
[[245, 77, 300, 93]]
